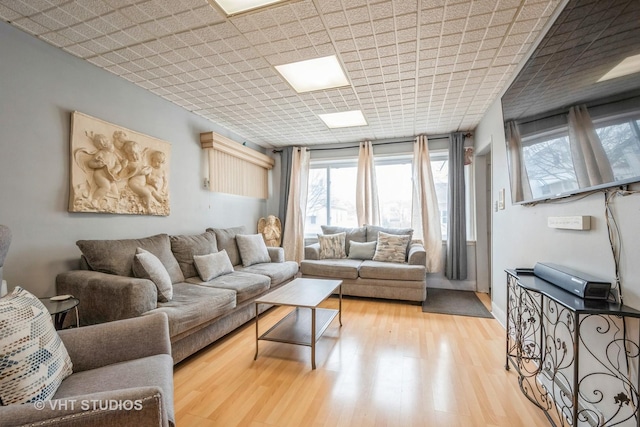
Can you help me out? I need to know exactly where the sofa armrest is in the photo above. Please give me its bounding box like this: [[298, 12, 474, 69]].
[[0, 386, 173, 427], [58, 313, 171, 373], [408, 243, 427, 266], [267, 247, 284, 263], [304, 243, 320, 260], [56, 270, 157, 325]]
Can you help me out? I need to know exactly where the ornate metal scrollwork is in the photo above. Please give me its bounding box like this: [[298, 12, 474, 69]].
[[505, 271, 640, 427]]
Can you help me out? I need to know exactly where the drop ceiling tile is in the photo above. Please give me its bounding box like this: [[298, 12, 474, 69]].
[[420, 5, 444, 23], [351, 22, 373, 38], [444, 2, 471, 20]]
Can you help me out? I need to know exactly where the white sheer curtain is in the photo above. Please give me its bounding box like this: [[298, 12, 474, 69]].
[[356, 141, 380, 226], [411, 135, 442, 272], [505, 121, 532, 203], [283, 147, 310, 263], [568, 105, 614, 187]]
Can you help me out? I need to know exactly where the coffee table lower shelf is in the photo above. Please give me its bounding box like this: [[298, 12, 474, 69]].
[[259, 307, 337, 345], [255, 306, 339, 369]]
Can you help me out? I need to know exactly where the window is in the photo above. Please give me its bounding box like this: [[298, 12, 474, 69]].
[[305, 151, 476, 241], [305, 161, 357, 237]]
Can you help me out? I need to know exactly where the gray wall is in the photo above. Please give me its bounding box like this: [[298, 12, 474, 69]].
[[475, 98, 640, 323], [0, 22, 273, 296]]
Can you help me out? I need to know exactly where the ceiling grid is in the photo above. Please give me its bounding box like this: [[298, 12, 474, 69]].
[[0, 0, 565, 147]]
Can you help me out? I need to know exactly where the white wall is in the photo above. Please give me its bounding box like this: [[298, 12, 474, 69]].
[[475, 97, 640, 323], [0, 22, 274, 296]]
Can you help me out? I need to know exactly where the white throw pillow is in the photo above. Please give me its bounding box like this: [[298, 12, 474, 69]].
[[132, 248, 173, 302], [194, 250, 234, 281], [236, 234, 271, 267], [318, 232, 347, 259], [0, 286, 73, 405], [347, 240, 377, 260], [372, 231, 411, 263]]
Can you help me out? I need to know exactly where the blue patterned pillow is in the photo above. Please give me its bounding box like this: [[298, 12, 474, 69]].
[[0, 287, 73, 405]]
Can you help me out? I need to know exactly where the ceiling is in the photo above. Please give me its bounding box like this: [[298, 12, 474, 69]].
[[0, 0, 564, 148], [502, 0, 640, 122]]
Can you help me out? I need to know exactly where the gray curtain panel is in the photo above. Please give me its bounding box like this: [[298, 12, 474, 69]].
[[446, 132, 467, 280], [278, 146, 293, 232]]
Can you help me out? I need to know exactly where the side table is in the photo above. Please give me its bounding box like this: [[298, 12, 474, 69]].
[[39, 297, 80, 330]]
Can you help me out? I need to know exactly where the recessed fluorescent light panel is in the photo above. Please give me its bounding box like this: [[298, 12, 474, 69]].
[[319, 110, 368, 129], [598, 53, 640, 82], [210, 0, 284, 15], [275, 55, 350, 93]]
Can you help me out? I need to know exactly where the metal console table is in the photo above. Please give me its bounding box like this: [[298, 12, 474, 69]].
[[505, 269, 640, 426]]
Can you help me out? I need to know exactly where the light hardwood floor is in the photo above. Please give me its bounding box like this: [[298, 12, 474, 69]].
[[173, 294, 551, 426]]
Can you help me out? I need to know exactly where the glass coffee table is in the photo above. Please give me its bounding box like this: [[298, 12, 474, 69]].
[[254, 278, 342, 369]]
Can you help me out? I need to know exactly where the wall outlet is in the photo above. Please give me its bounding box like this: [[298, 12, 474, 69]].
[[203, 178, 210, 189]]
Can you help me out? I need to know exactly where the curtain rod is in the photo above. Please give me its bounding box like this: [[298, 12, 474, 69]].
[[272, 132, 472, 153]]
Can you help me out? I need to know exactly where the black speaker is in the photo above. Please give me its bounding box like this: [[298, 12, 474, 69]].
[[533, 263, 611, 300]]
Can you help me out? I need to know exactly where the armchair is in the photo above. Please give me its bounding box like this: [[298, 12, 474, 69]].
[[0, 313, 175, 427]]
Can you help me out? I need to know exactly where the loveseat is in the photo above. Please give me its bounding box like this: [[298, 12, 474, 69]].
[[300, 225, 427, 302], [56, 226, 299, 364]]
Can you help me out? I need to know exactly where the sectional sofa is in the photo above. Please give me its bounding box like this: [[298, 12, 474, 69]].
[[300, 225, 428, 302], [56, 226, 299, 364]]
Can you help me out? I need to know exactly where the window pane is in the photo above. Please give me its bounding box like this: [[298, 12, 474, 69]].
[[305, 168, 327, 236], [430, 156, 449, 239], [376, 162, 413, 228], [522, 135, 578, 199], [329, 167, 357, 227], [595, 120, 640, 181]]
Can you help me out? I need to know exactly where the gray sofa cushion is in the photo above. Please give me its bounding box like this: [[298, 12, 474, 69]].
[[299, 259, 362, 280], [321, 225, 366, 255], [77, 234, 184, 284], [359, 260, 426, 281], [147, 283, 236, 337], [187, 271, 270, 304], [237, 261, 299, 286], [54, 353, 172, 399], [169, 231, 218, 279], [54, 354, 174, 426], [208, 226, 247, 266]]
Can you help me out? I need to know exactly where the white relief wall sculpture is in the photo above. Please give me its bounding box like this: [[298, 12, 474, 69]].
[[69, 111, 171, 216]]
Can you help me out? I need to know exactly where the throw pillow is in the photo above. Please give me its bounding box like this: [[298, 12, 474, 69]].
[[207, 226, 247, 266], [320, 225, 366, 256], [236, 234, 271, 267], [372, 231, 411, 263], [132, 248, 173, 302], [193, 250, 234, 281], [0, 286, 73, 405], [347, 240, 377, 260], [169, 231, 218, 279], [76, 233, 184, 284], [318, 232, 347, 259]]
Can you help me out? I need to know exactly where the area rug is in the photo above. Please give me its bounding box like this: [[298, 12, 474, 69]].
[[422, 288, 493, 318]]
